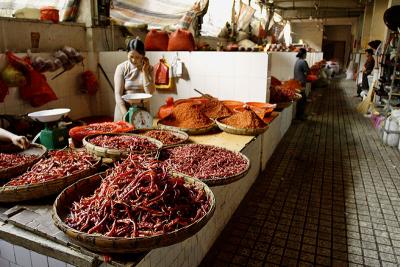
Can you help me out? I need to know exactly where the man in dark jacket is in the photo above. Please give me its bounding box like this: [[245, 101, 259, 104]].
[[294, 48, 309, 120], [357, 49, 375, 96]]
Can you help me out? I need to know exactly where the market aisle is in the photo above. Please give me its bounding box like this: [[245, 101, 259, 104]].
[[201, 79, 400, 267]]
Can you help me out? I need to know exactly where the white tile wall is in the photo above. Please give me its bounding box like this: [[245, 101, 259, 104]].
[[0, 240, 15, 263], [30, 252, 47, 267], [98, 51, 271, 118], [47, 257, 66, 267], [0, 53, 103, 120], [13, 246, 31, 267], [0, 257, 11, 267]]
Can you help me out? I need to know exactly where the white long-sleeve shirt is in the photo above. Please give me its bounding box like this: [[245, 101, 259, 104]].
[[113, 60, 154, 121]]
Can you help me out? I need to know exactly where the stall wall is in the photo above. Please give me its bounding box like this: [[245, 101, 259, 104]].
[[98, 51, 271, 117], [0, 53, 104, 119], [269, 52, 323, 81], [324, 25, 352, 68], [291, 22, 323, 51]]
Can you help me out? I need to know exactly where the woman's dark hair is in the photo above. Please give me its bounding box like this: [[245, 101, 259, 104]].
[[365, 48, 374, 55], [296, 48, 307, 58], [127, 38, 145, 55]]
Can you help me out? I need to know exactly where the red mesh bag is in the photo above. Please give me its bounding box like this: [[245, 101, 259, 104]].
[[0, 78, 9, 102], [69, 121, 133, 143], [168, 29, 195, 51], [145, 30, 169, 51], [307, 75, 318, 82], [6, 51, 57, 107], [271, 76, 282, 87], [81, 70, 99, 95]]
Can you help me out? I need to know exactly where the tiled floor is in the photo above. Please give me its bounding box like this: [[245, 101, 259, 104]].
[[201, 79, 400, 267]]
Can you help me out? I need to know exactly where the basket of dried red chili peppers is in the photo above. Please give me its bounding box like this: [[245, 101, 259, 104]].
[[160, 144, 251, 187], [83, 133, 163, 159], [134, 128, 189, 148], [53, 154, 215, 253], [0, 144, 47, 180], [0, 149, 101, 202]]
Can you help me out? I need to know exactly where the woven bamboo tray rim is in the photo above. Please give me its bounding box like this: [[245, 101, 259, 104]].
[[0, 144, 47, 180], [215, 118, 268, 136], [52, 172, 216, 253], [0, 157, 101, 203], [83, 133, 163, 159], [163, 144, 251, 187], [133, 127, 189, 148], [157, 119, 215, 135]]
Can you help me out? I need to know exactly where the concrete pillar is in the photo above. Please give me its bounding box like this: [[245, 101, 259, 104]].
[[361, 1, 374, 48], [370, 0, 390, 43]]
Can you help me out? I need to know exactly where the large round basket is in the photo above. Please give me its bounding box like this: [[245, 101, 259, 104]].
[[83, 133, 163, 159], [0, 144, 47, 180], [52, 172, 216, 253], [133, 128, 189, 148], [215, 118, 268, 136], [162, 144, 251, 187], [0, 157, 101, 203], [157, 119, 215, 135]]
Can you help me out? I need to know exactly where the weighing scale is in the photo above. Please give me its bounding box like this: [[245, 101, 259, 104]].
[[122, 93, 153, 129], [28, 108, 71, 150]]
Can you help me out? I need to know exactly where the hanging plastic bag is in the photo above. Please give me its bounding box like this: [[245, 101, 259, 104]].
[[6, 51, 57, 107], [80, 70, 98, 95], [154, 58, 172, 89]]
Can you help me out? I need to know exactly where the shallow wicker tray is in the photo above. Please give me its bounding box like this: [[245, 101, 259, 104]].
[[52, 172, 216, 253], [162, 144, 251, 187], [157, 119, 215, 135], [133, 128, 189, 148], [0, 155, 101, 203], [0, 144, 47, 180], [83, 133, 163, 159], [215, 118, 268, 136]]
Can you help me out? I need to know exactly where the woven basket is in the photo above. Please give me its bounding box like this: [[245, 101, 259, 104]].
[[0, 144, 47, 180], [162, 144, 251, 187], [83, 133, 163, 160], [52, 172, 216, 253], [157, 119, 215, 135], [0, 157, 101, 203], [133, 127, 189, 148], [215, 118, 268, 136]]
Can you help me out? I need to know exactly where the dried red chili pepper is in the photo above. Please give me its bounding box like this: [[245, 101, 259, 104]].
[[143, 130, 184, 145], [5, 150, 97, 186], [65, 154, 211, 238], [89, 135, 158, 152], [161, 144, 248, 180], [0, 153, 37, 168]]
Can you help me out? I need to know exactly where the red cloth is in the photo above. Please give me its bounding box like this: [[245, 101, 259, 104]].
[[6, 51, 57, 107], [81, 70, 98, 95]]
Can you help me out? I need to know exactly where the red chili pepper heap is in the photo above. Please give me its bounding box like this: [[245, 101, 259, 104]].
[[0, 153, 37, 168], [65, 154, 211, 237], [89, 135, 158, 152], [5, 150, 97, 186]]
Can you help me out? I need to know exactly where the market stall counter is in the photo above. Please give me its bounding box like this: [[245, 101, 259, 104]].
[[0, 105, 288, 267]]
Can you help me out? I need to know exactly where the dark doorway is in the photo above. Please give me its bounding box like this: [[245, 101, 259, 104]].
[[322, 40, 346, 68]]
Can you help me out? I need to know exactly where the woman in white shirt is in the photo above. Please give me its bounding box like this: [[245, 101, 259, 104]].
[[114, 38, 155, 121]]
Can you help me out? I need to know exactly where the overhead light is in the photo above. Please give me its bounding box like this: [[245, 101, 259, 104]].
[[268, 0, 274, 3]]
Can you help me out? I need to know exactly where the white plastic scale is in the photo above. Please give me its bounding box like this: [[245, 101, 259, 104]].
[[28, 108, 71, 150], [122, 93, 153, 129]]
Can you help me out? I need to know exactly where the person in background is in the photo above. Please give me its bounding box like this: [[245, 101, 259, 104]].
[[114, 38, 155, 121], [0, 128, 30, 149], [357, 48, 375, 96], [294, 48, 309, 120]]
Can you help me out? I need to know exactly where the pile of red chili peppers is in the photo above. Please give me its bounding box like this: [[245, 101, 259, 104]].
[[65, 154, 210, 237], [144, 130, 184, 145], [89, 135, 159, 152], [162, 144, 248, 180], [0, 153, 37, 168], [5, 150, 97, 186]]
